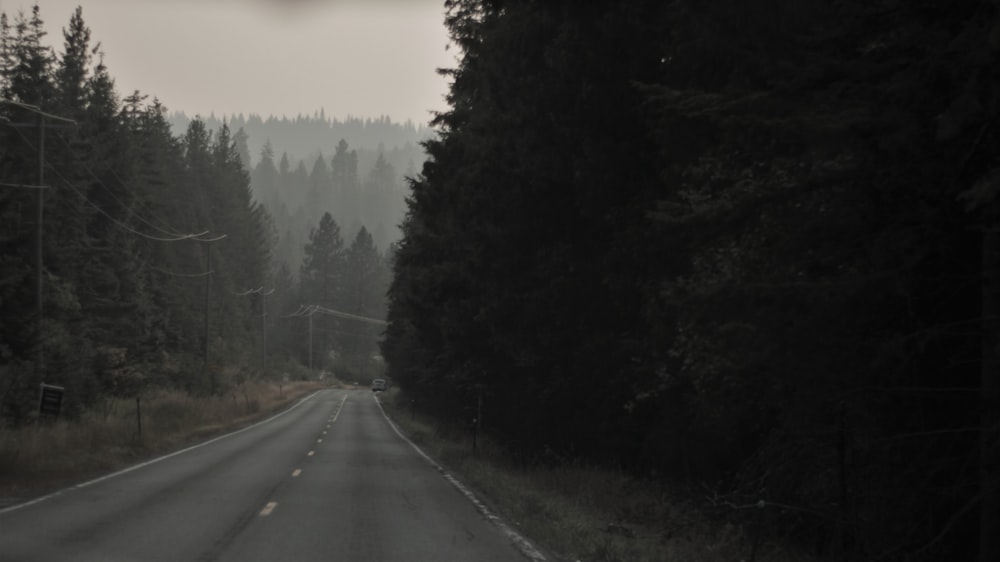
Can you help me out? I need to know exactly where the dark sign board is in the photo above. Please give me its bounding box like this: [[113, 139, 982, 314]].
[[38, 383, 64, 419]]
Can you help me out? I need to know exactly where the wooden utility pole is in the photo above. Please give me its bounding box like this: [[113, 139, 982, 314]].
[[1, 100, 77, 382], [197, 236, 229, 392], [203, 240, 212, 393], [34, 111, 44, 379], [981, 216, 999, 562], [261, 289, 274, 375]]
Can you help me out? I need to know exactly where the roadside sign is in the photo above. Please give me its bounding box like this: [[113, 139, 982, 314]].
[[38, 383, 64, 419]]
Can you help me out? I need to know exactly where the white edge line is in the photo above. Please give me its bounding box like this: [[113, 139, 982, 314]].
[[0, 389, 327, 515], [373, 394, 547, 562]]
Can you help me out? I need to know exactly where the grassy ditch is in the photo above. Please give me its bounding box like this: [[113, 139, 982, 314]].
[[379, 388, 815, 562], [0, 380, 326, 503]]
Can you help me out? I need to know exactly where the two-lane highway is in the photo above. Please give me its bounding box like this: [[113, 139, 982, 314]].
[[0, 389, 539, 562]]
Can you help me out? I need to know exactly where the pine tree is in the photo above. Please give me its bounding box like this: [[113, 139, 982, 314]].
[[53, 6, 89, 115], [330, 139, 359, 227], [300, 212, 344, 368], [342, 226, 382, 377]]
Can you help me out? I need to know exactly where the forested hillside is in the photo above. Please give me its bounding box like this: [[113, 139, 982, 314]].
[[383, 1, 998, 560], [166, 112, 420, 275], [167, 111, 432, 169], [1, 6, 394, 426]]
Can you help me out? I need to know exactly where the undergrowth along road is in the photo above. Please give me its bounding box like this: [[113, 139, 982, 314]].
[[0, 380, 327, 505], [378, 388, 816, 562]]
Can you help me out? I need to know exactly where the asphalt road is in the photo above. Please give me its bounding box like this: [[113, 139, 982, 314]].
[[0, 389, 541, 562]]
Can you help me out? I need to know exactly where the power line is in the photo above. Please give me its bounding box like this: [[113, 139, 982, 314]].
[[0, 182, 48, 189], [281, 304, 385, 325], [1, 98, 77, 124], [193, 234, 227, 243], [283, 304, 319, 318], [10, 126, 212, 243], [51, 131, 196, 238], [315, 305, 387, 326], [233, 286, 275, 297], [0, 98, 76, 382], [149, 266, 214, 278]]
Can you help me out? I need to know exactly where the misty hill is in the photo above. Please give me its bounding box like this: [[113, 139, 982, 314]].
[[167, 111, 432, 273], [167, 111, 435, 168]]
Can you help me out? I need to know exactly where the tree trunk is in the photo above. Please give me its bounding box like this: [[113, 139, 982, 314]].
[[981, 218, 999, 562]]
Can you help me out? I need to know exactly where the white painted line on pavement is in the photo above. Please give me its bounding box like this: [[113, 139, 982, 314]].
[[308, 450, 315, 457], [292, 469, 302, 478], [373, 394, 548, 562], [317, 438, 323, 443], [0, 390, 331, 515], [259, 501, 278, 516]]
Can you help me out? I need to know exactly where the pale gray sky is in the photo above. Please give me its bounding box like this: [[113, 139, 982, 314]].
[[2, 0, 454, 123]]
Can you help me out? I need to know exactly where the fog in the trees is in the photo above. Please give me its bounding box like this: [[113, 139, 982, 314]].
[[2, 2, 997, 561]]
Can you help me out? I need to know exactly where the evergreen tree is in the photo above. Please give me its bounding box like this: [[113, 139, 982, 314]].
[[362, 151, 394, 236], [53, 6, 89, 115], [300, 212, 344, 368], [330, 139, 359, 227], [305, 153, 332, 226], [232, 126, 251, 171], [342, 226, 383, 375]]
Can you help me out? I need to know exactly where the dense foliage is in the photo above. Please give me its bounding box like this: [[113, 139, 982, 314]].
[[0, 6, 273, 419], [0, 6, 394, 425], [383, 1, 998, 559]]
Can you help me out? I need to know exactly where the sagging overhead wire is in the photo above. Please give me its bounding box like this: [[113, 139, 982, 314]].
[[0, 182, 48, 189], [51, 130, 197, 239], [0, 98, 77, 125], [283, 304, 386, 326], [234, 286, 276, 297], [283, 304, 319, 318], [150, 266, 214, 278], [315, 305, 387, 326], [9, 125, 215, 243]]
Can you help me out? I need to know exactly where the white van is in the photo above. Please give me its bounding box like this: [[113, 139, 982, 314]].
[[371, 379, 387, 392]]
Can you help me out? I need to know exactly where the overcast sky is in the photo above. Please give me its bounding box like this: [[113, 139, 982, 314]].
[[1, 0, 454, 124]]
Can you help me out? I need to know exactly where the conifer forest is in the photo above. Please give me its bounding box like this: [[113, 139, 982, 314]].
[[2, 1, 999, 560], [1, 6, 399, 420]]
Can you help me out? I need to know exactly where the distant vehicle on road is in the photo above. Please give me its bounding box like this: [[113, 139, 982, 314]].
[[371, 379, 387, 392]]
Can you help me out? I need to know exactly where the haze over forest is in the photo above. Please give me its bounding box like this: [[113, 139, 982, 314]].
[[1, 2, 997, 562], [167, 111, 434, 273], [0, 4, 414, 418]]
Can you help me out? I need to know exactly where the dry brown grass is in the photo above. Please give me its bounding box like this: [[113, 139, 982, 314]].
[[0, 380, 324, 504]]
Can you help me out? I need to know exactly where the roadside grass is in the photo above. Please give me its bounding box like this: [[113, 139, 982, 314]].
[[380, 388, 815, 562], [0, 380, 325, 502]]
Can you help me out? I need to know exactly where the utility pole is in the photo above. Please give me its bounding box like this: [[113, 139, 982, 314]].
[[203, 240, 212, 392], [196, 235, 228, 392], [34, 111, 44, 379], [261, 291, 267, 374], [261, 288, 274, 375], [1, 100, 77, 382], [235, 286, 274, 376], [308, 311, 314, 371]]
